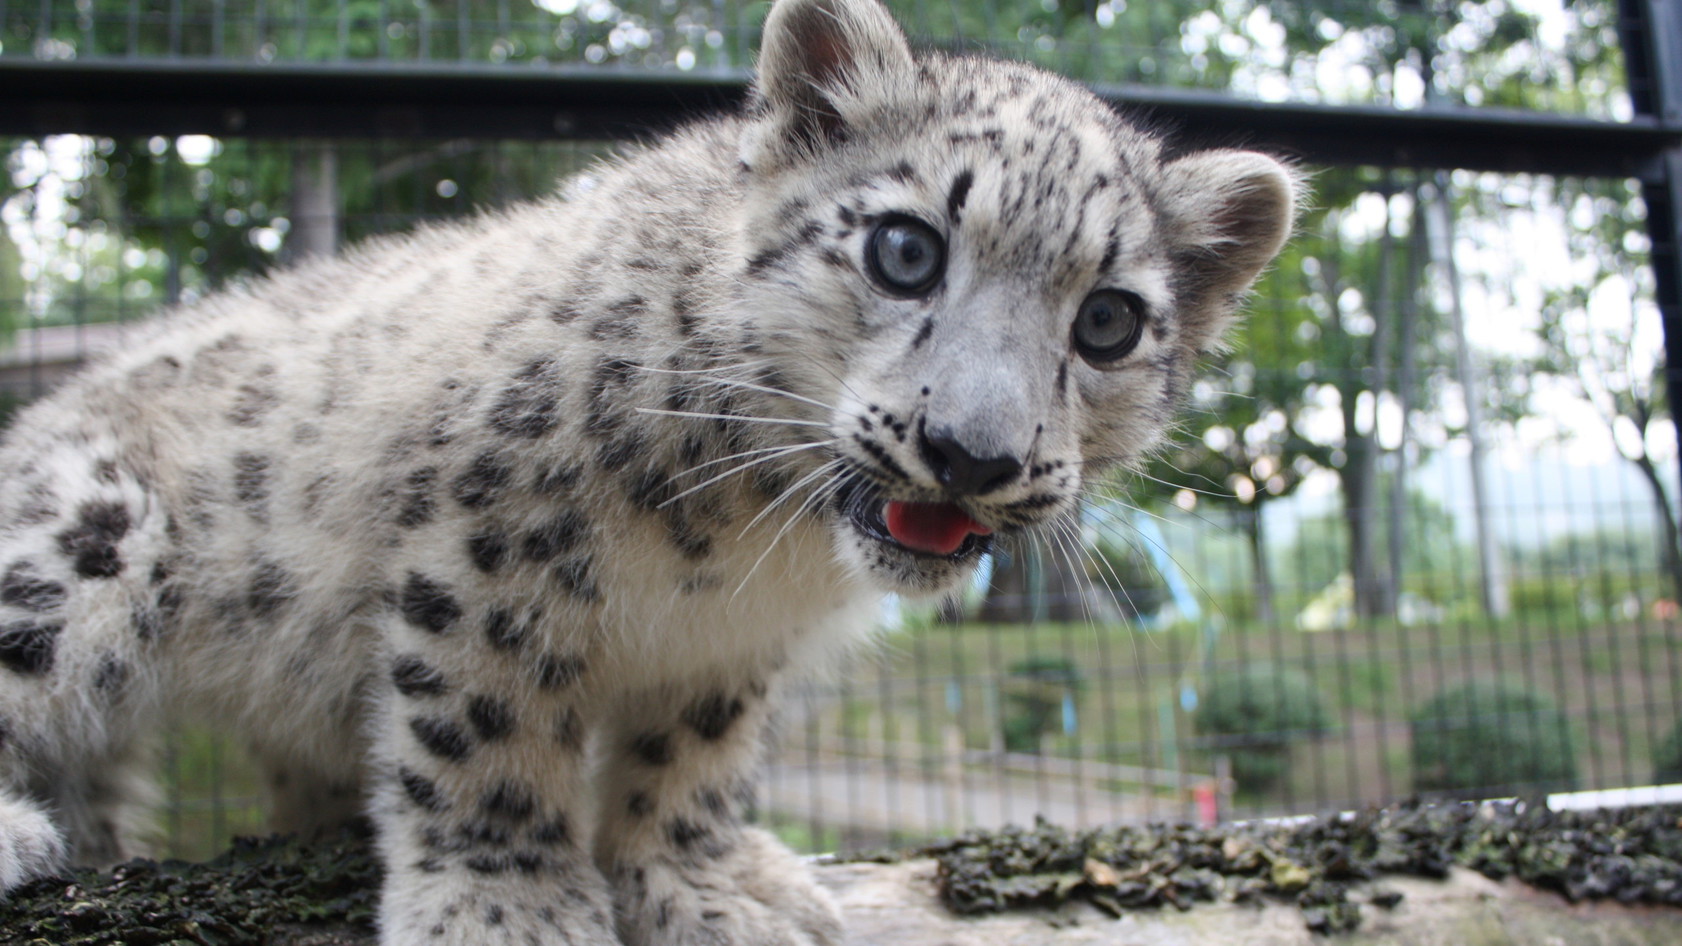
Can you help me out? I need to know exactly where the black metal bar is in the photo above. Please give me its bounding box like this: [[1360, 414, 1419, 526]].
[[1623, 1, 1682, 492], [3, 58, 1679, 178]]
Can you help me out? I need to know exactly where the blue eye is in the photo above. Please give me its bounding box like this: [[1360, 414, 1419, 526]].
[[867, 217, 945, 296], [1072, 289, 1146, 363]]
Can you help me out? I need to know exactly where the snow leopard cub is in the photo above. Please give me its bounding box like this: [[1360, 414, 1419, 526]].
[[0, 0, 1295, 941]]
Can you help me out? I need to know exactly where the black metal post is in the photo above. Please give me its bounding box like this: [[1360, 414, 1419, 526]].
[[1621, 1, 1682, 488]]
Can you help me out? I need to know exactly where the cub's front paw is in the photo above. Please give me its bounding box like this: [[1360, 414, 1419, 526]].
[[612, 828, 839, 946], [0, 796, 68, 892]]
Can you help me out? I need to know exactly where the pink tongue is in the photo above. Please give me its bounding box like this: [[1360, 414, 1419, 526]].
[[885, 501, 992, 556]]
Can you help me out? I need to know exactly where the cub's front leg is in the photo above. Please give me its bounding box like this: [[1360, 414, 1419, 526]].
[[368, 599, 618, 945], [596, 676, 841, 946]]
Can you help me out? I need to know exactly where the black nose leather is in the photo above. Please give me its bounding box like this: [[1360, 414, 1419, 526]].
[[920, 428, 1023, 496]]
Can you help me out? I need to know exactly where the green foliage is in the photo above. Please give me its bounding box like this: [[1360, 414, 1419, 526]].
[[1276, 484, 1465, 600], [1002, 656, 1084, 754], [1193, 663, 1331, 793], [1410, 680, 1577, 797], [1086, 537, 1167, 620], [1653, 719, 1682, 785]]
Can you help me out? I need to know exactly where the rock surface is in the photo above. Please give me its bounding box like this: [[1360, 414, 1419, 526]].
[[824, 859, 1682, 946], [4, 803, 1682, 944]]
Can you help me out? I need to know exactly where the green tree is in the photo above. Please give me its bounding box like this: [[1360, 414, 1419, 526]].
[[1528, 177, 1682, 603], [1411, 680, 1577, 796]]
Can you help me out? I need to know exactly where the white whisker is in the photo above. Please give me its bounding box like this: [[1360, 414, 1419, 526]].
[[659, 440, 834, 507], [631, 365, 839, 413], [739, 458, 845, 537], [734, 469, 848, 600], [634, 407, 830, 428]]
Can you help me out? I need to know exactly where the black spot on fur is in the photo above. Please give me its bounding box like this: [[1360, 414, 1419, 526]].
[[553, 557, 600, 602], [528, 814, 571, 846], [131, 607, 163, 641], [453, 452, 514, 509], [665, 512, 712, 561], [630, 732, 672, 766], [627, 792, 653, 818], [410, 716, 472, 762], [595, 431, 648, 471], [93, 653, 128, 693], [533, 464, 581, 494], [584, 357, 639, 437], [56, 501, 132, 579], [246, 560, 295, 616], [232, 453, 270, 523], [680, 573, 722, 595], [534, 653, 586, 690], [0, 564, 66, 613], [399, 767, 447, 811], [467, 532, 510, 573], [554, 706, 583, 751], [488, 359, 563, 439], [626, 468, 673, 512], [522, 510, 589, 562], [392, 655, 448, 697], [911, 316, 934, 349], [683, 693, 745, 741], [744, 221, 823, 277], [696, 787, 730, 818], [947, 169, 974, 222], [482, 780, 535, 821], [465, 855, 510, 874], [467, 695, 514, 741], [483, 608, 527, 651], [1098, 228, 1121, 274], [665, 817, 710, 851], [14, 483, 57, 526], [485, 905, 505, 925], [227, 383, 279, 426], [397, 467, 438, 527], [400, 573, 462, 633]]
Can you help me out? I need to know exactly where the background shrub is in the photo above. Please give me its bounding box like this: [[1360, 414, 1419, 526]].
[[1193, 663, 1332, 793], [1410, 679, 1577, 796], [1654, 719, 1682, 784], [1002, 656, 1085, 754]]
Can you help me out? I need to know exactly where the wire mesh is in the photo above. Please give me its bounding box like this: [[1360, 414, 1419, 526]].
[[0, 0, 1678, 862], [1, 0, 1634, 116]]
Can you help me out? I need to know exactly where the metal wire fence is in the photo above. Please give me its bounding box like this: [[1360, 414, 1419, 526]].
[[2, 0, 1680, 860], [2, 0, 1633, 114]]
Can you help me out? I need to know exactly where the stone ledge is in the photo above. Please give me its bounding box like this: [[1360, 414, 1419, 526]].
[[823, 859, 1682, 946]]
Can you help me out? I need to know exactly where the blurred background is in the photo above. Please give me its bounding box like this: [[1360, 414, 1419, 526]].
[[3, 0, 1681, 858]]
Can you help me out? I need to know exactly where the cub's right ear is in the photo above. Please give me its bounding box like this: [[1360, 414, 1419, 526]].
[[744, 0, 915, 166], [1157, 150, 1301, 351]]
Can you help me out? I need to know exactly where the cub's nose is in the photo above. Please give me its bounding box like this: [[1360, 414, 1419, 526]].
[[919, 426, 1024, 496]]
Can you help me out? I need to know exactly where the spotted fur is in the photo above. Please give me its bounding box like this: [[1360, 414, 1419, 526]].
[[0, 0, 1295, 942]]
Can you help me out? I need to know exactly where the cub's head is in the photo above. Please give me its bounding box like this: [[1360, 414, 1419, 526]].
[[734, 0, 1297, 596]]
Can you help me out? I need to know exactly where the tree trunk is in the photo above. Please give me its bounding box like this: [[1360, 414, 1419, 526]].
[[1316, 228, 1390, 620], [1631, 452, 1682, 603], [1387, 187, 1427, 617], [978, 546, 1031, 623], [1425, 174, 1509, 618], [287, 141, 340, 262], [1244, 504, 1276, 623]]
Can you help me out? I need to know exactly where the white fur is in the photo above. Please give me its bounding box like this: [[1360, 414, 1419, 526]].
[[0, 0, 1296, 942]]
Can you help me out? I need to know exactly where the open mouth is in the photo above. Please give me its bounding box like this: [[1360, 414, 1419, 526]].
[[841, 482, 994, 559]]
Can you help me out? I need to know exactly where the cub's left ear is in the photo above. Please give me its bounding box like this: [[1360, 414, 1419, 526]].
[[744, 0, 916, 167], [1158, 150, 1300, 351]]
